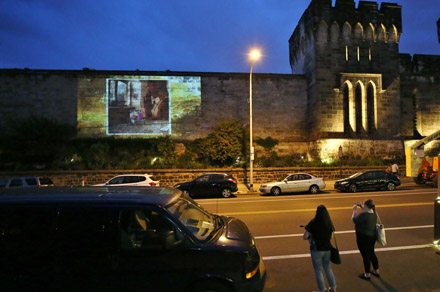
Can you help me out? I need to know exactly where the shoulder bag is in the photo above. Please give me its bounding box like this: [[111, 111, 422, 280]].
[[376, 212, 387, 246], [330, 230, 341, 264]]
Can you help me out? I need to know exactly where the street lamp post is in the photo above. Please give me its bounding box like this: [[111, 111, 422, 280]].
[[249, 50, 260, 191]]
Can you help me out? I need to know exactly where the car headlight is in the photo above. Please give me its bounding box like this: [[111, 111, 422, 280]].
[[260, 185, 266, 188], [340, 181, 348, 185], [174, 184, 180, 188]]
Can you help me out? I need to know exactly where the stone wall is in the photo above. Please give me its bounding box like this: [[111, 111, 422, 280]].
[[0, 69, 308, 143], [399, 54, 440, 137], [0, 166, 405, 187], [0, 70, 78, 131]]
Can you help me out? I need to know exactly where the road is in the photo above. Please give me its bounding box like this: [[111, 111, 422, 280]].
[[196, 186, 440, 292]]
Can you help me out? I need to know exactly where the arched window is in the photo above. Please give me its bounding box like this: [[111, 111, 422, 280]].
[[342, 22, 352, 42], [355, 84, 363, 133], [377, 24, 387, 42], [388, 25, 399, 43], [367, 83, 376, 133], [317, 20, 328, 43], [330, 22, 339, 42], [354, 23, 363, 41], [365, 23, 375, 42], [343, 85, 350, 133]]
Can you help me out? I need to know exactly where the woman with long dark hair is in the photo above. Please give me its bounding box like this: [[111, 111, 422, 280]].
[[303, 205, 337, 292], [352, 199, 379, 280]]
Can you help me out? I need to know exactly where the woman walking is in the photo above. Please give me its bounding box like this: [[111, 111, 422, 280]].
[[352, 199, 380, 280], [303, 205, 337, 292]]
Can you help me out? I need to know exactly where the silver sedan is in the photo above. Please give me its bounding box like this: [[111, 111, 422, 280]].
[[259, 173, 326, 196]]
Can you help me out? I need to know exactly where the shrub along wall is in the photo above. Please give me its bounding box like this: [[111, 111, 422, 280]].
[[0, 166, 404, 187]]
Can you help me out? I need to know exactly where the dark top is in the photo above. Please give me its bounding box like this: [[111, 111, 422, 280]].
[[305, 219, 333, 251], [353, 212, 377, 237]]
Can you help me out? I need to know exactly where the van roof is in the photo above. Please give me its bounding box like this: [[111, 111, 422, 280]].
[[0, 187, 182, 207]]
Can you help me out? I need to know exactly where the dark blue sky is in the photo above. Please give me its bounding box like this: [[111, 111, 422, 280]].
[[0, 0, 439, 74]]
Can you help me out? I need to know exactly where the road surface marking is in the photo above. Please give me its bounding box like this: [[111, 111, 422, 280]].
[[255, 225, 434, 239], [218, 202, 433, 215], [262, 244, 433, 261], [198, 189, 436, 205]]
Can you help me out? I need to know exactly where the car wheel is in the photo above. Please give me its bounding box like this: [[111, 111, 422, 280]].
[[386, 182, 396, 191], [192, 280, 232, 292], [221, 188, 232, 198], [309, 185, 319, 194], [271, 187, 281, 196], [349, 184, 358, 193]]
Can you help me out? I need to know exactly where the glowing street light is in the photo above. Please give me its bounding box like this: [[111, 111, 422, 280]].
[[249, 49, 261, 191]]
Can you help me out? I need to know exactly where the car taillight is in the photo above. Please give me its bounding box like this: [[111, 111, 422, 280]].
[[229, 179, 237, 183], [149, 182, 157, 187]]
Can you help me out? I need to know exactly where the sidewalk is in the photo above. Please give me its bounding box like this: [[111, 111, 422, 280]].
[[236, 176, 417, 195]]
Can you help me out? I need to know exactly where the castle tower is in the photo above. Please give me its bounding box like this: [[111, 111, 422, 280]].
[[289, 0, 402, 140]]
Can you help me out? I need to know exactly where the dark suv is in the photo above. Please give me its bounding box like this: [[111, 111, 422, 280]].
[[0, 187, 265, 292], [334, 170, 401, 192], [174, 173, 238, 198]]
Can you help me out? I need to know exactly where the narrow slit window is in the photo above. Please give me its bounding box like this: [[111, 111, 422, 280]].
[[369, 48, 372, 62], [357, 46, 360, 62], [345, 46, 349, 62]]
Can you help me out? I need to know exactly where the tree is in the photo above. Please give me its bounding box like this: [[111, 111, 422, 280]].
[[197, 120, 245, 166]]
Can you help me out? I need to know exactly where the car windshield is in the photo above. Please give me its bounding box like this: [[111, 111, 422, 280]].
[[348, 172, 362, 178], [166, 197, 216, 241]]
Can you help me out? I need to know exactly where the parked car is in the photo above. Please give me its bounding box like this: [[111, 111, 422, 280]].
[[334, 170, 401, 192], [174, 173, 238, 198], [0, 186, 265, 292], [0, 177, 53, 188], [259, 173, 325, 196], [94, 174, 159, 187]]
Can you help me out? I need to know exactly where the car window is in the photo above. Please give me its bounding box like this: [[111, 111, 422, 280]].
[[121, 176, 134, 184], [298, 174, 311, 180], [138, 176, 147, 182], [56, 207, 114, 248], [195, 175, 209, 183], [0, 207, 57, 240], [375, 171, 387, 179], [361, 172, 375, 179], [211, 174, 224, 181], [0, 179, 9, 188], [9, 178, 23, 187], [108, 177, 124, 185], [39, 178, 53, 185], [119, 208, 177, 249], [166, 197, 214, 241], [287, 175, 297, 181], [25, 178, 38, 186]]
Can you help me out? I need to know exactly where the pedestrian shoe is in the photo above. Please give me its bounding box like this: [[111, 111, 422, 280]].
[[359, 273, 371, 281], [371, 271, 380, 277], [329, 288, 337, 292]]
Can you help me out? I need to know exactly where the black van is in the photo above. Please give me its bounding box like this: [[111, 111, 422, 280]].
[[0, 187, 265, 292]]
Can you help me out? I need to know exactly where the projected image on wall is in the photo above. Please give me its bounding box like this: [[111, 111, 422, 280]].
[[77, 75, 200, 137], [107, 79, 170, 135]]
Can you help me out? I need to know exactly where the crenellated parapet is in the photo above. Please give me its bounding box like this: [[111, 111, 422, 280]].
[[289, 0, 402, 72], [399, 54, 440, 75]]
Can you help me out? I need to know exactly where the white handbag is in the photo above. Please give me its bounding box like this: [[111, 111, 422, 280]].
[[376, 212, 387, 246]]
